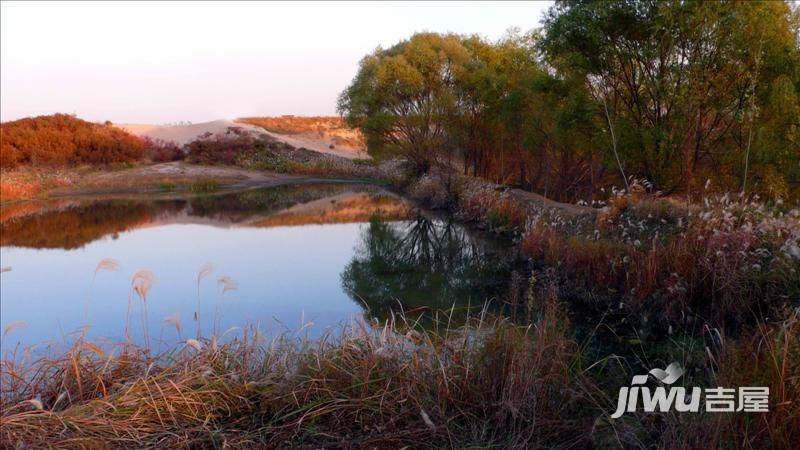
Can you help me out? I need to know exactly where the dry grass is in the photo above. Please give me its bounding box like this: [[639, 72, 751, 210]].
[[2, 294, 796, 448], [0, 168, 79, 202], [699, 308, 800, 448], [0, 298, 601, 448], [406, 171, 798, 327], [521, 187, 800, 324], [407, 172, 532, 236], [609, 308, 800, 449]]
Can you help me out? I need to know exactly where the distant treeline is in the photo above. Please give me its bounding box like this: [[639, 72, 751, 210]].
[[338, 0, 800, 201]]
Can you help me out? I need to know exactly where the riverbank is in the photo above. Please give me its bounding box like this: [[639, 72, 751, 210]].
[[0, 114, 376, 204], [1, 302, 588, 448], [2, 297, 797, 448], [5, 158, 797, 328], [403, 170, 799, 325], [0, 161, 383, 204]]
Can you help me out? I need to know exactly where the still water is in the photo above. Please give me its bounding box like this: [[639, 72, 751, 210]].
[[0, 184, 516, 352]]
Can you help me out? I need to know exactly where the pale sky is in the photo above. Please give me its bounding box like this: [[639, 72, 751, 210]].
[[1, 1, 552, 124]]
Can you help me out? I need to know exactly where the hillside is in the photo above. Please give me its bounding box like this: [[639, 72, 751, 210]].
[[116, 120, 266, 146], [118, 118, 369, 160], [237, 116, 367, 159]]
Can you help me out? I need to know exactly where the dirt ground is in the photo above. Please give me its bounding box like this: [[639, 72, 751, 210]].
[[46, 162, 323, 197]]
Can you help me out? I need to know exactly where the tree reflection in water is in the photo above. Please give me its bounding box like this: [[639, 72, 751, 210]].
[[342, 215, 518, 324]]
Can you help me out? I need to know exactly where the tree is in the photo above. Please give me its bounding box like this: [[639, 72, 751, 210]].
[[541, 0, 800, 196], [338, 33, 471, 172]]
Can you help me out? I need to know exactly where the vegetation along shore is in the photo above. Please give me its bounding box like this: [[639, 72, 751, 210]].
[[1, 1, 799, 448]]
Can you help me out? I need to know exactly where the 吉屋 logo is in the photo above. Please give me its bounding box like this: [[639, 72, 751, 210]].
[[610, 362, 769, 419]]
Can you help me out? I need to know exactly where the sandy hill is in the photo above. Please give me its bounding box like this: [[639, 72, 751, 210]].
[[117, 118, 368, 160], [237, 116, 367, 159], [116, 120, 262, 146]]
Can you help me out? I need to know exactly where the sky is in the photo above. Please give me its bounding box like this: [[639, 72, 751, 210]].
[[0, 1, 553, 124]]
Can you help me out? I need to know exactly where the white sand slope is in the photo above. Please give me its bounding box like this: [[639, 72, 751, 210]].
[[116, 120, 263, 145], [256, 129, 368, 160], [117, 120, 369, 160]]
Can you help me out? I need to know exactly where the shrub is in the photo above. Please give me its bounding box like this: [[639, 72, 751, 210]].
[[0, 114, 145, 168], [454, 180, 529, 234], [407, 173, 453, 208], [185, 133, 260, 165], [142, 137, 184, 162], [183, 129, 301, 168], [522, 189, 800, 325]]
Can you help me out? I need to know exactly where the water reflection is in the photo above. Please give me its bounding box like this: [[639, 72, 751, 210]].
[[0, 184, 518, 352], [0, 184, 412, 250], [341, 216, 517, 323]]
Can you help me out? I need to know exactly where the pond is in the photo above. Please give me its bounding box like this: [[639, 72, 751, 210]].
[[0, 183, 518, 353]]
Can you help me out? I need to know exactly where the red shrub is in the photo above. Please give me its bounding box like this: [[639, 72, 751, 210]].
[[0, 114, 145, 168], [185, 133, 260, 165], [143, 138, 184, 162]]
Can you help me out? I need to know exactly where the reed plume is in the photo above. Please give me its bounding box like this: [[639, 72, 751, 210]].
[[185, 338, 202, 351], [195, 263, 214, 339], [218, 276, 238, 294], [3, 321, 27, 339], [85, 258, 120, 325], [94, 258, 120, 276], [163, 313, 182, 340], [129, 269, 154, 348], [214, 276, 238, 335]]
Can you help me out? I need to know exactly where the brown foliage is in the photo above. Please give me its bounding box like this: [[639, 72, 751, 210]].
[[142, 137, 184, 163], [0, 114, 145, 168], [185, 132, 264, 165]]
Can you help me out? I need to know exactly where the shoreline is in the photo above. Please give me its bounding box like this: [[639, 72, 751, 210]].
[[0, 161, 384, 206]]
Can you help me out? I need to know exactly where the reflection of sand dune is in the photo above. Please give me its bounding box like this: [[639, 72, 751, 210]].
[[245, 192, 413, 227], [1, 187, 415, 249]]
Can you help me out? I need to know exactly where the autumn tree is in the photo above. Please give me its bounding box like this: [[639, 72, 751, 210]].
[[541, 0, 800, 196], [341, 2, 799, 201], [338, 33, 470, 172]]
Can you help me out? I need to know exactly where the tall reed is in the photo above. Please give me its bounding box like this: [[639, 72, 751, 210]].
[[85, 258, 119, 326], [128, 270, 154, 348], [195, 263, 214, 339], [214, 275, 238, 335], [0, 299, 599, 448]]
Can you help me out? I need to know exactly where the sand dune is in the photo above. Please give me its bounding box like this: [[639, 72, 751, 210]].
[[116, 120, 263, 145], [117, 119, 369, 160], [237, 116, 368, 160], [257, 129, 368, 160]]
